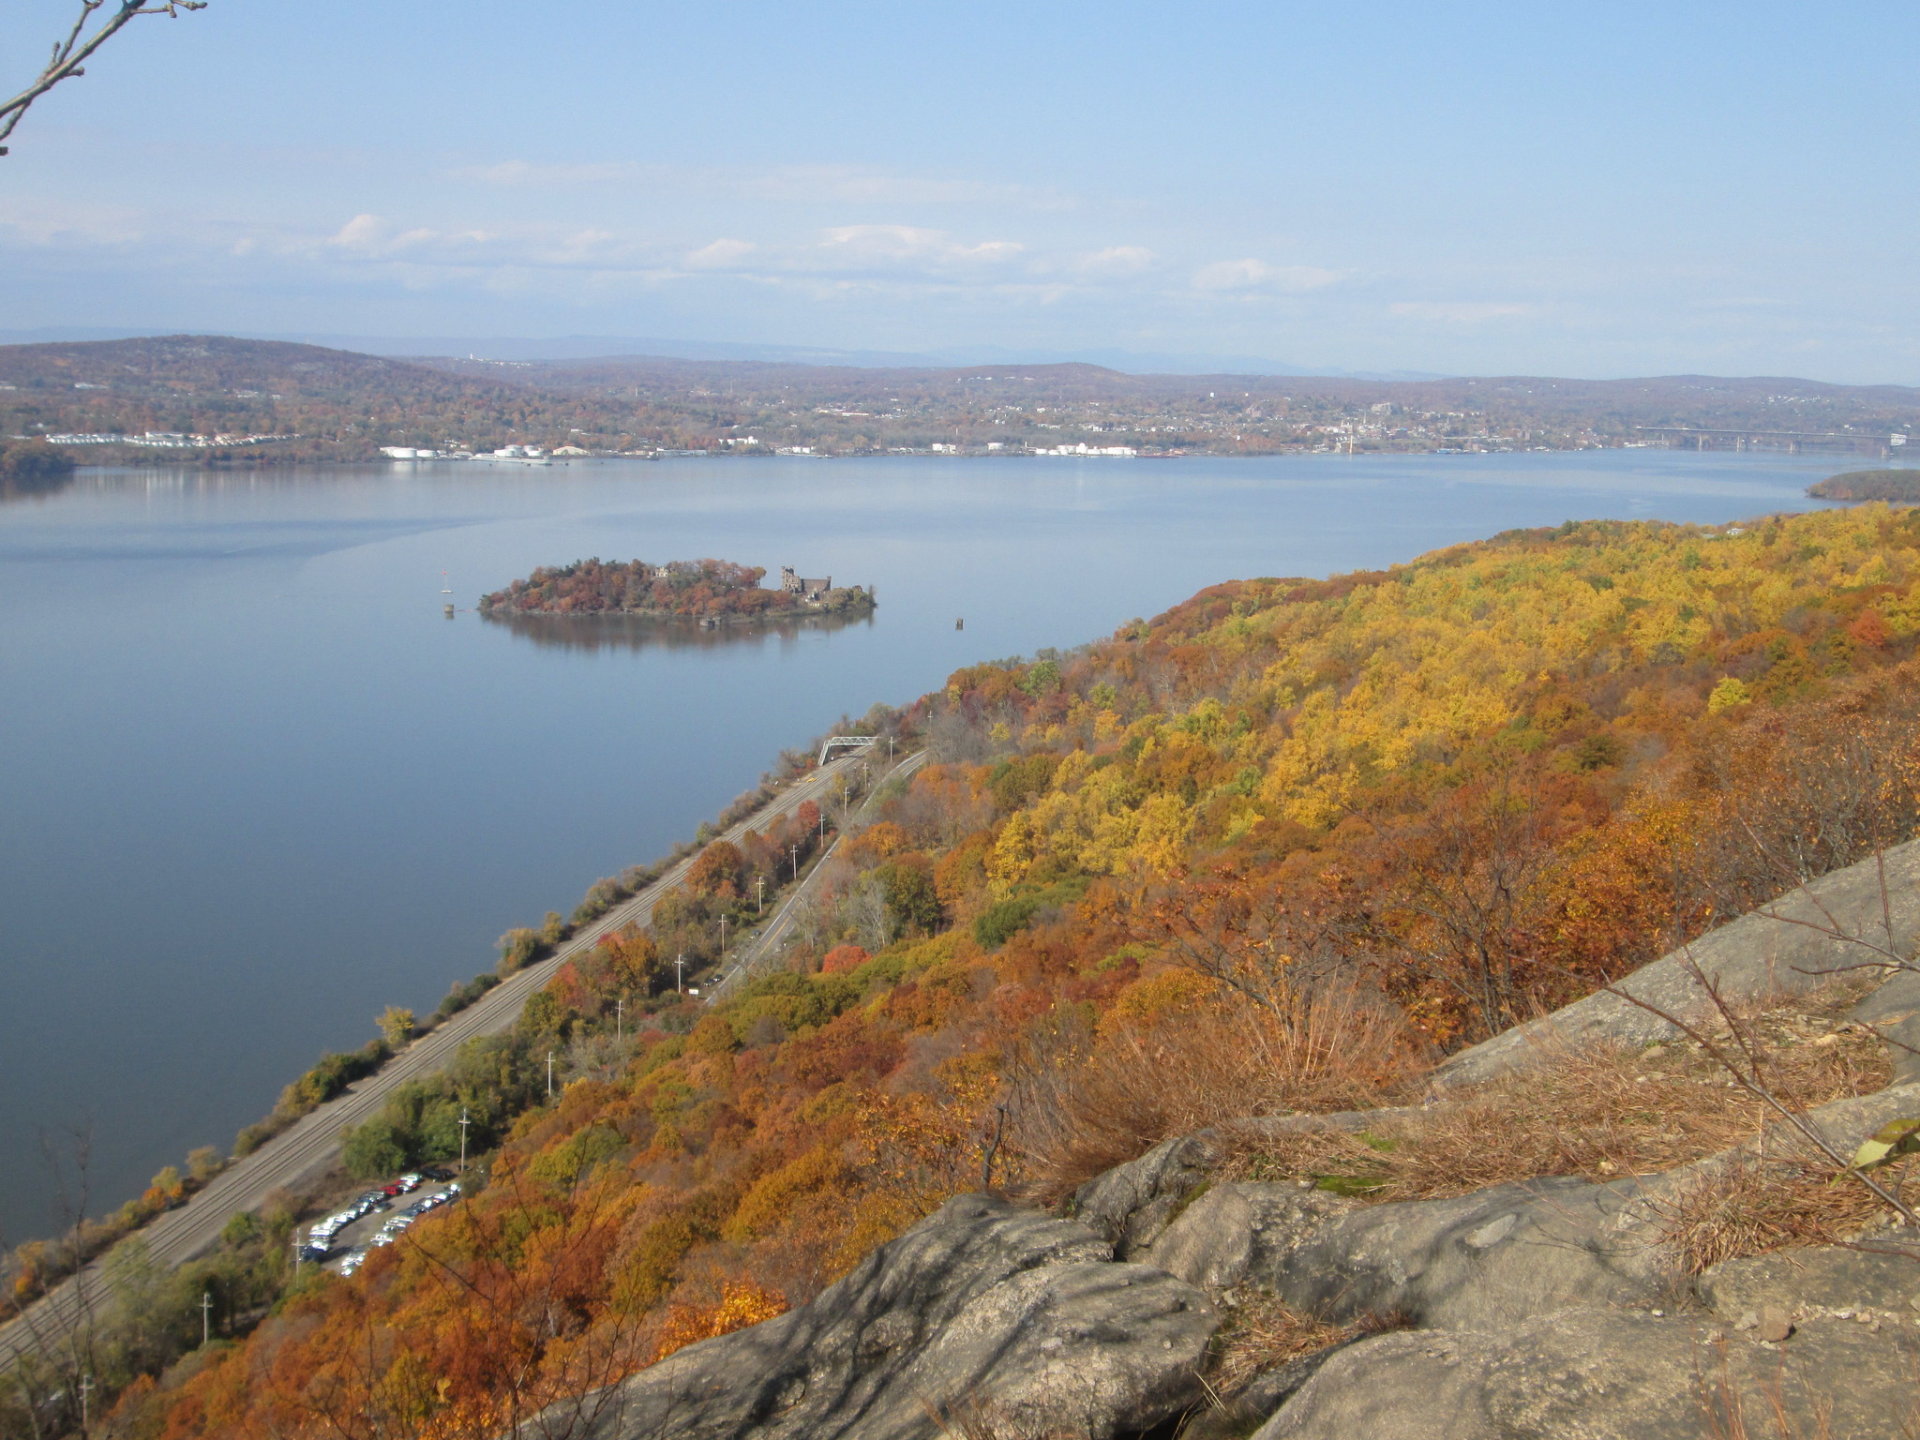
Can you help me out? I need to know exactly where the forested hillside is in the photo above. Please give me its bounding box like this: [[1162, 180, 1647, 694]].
[[7, 335, 1920, 462], [0, 337, 689, 461], [64, 505, 1920, 1438]]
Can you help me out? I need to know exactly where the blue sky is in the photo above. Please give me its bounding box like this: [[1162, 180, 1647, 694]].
[[5, 0, 1918, 380]]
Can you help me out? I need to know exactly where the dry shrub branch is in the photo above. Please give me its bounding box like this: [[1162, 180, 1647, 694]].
[[1007, 981, 1427, 1206], [1217, 984, 1890, 1210]]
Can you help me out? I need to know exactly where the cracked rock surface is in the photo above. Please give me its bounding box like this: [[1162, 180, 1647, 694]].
[[540, 1194, 1216, 1440]]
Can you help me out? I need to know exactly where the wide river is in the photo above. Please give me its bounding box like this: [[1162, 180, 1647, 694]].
[[0, 449, 1849, 1240]]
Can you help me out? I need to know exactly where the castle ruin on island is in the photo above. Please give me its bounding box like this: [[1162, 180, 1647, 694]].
[[779, 566, 835, 602]]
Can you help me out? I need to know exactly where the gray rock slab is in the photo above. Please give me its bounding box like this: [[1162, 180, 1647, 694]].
[[904, 1259, 1214, 1438], [540, 1193, 1216, 1440], [1437, 838, 1920, 1087], [1147, 1181, 1357, 1295], [1700, 1229, 1920, 1320], [1250, 1329, 1497, 1440], [1178, 1346, 1355, 1440], [1071, 1108, 1422, 1260], [1259, 1175, 1668, 1331], [1072, 1131, 1220, 1258], [1852, 966, 1920, 1084], [1254, 1307, 1920, 1440]]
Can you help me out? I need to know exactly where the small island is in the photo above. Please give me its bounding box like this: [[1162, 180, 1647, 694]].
[[1807, 468, 1920, 503], [478, 558, 875, 625]]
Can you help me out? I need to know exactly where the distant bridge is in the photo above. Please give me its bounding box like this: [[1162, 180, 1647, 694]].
[[818, 734, 879, 766], [1636, 426, 1908, 457]]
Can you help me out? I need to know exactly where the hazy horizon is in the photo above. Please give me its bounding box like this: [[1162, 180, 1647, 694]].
[[5, 2, 1918, 387]]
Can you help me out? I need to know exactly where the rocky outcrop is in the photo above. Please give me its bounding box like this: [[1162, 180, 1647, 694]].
[[1072, 1107, 1425, 1260], [542, 1195, 1216, 1440], [551, 848, 1920, 1440], [1252, 1301, 1920, 1440]]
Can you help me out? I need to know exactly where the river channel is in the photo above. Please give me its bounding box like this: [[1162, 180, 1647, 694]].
[[0, 449, 1853, 1239]]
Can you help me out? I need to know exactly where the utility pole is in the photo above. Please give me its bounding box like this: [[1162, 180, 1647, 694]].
[[718, 914, 728, 962], [675, 953, 687, 994], [458, 1107, 471, 1174], [78, 1375, 93, 1437], [616, 997, 624, 1042], [790, 844, 800, 879], [546, 1050, 554, 1099], [201, 1290, 213, 1347], [756, 875, 766, 915]]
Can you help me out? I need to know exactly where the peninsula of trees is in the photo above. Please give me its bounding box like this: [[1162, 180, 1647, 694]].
[[0, 439, 74, 497], [1807, 467, 1920, 502], [477, 557, 874, 623]]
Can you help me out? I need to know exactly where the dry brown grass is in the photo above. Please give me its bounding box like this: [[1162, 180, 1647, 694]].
[[1206, 1291, 1396, 1393], [1008, 983, 1428, 1207], [1657, 1156, 1904, 1275], [1216, 982, 1892, 1213]]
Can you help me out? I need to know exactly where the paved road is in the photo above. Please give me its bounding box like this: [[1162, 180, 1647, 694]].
[[708, 750, 928, 1002], [0, 757, 859, 1365]]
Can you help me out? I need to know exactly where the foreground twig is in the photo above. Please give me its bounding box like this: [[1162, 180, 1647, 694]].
[[0, 0, 207, 156]]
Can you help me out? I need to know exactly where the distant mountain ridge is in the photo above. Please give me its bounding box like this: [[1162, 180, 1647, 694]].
[[3, 333, 1917, 462], [0, 327, 1439, 380]]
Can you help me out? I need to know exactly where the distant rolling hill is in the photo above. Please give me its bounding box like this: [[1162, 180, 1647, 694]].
[[4, 334, 1919, 463]]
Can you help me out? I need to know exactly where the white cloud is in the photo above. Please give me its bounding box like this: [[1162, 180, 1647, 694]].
[[327, 213, 504, 260], [816, 225, 1024, 269], [458, 160, 638, 187], [1192, 258, 1344, 293], [684, 238, 757, 270], [1074, 245, 1155, 277], [1389, 301, 1535, 323], [328, 213, 389, 251], [0, 197, 147, 248], [455, 159, 1074, 211]]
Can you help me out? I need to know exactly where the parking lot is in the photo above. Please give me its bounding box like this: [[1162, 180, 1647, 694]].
[[297, 1169, 465, 1276]]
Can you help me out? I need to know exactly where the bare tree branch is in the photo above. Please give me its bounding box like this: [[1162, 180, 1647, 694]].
[[1, 0, 207, 157], [1601, 952, 1920, 1228]]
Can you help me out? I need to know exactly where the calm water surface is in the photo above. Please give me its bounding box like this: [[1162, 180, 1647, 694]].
[[0, 450, 1847, 1238]]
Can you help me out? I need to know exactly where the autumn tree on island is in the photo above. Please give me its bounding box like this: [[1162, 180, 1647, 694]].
[[479, 558, 875, 623]]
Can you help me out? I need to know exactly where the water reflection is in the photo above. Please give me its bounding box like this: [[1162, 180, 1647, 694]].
[[481, 608, 875, 653]]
